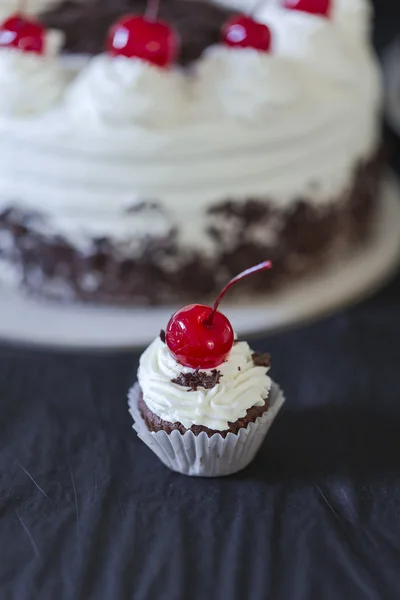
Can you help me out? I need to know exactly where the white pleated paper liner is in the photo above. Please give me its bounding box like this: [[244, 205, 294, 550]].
[[128, 381, 285, 477]]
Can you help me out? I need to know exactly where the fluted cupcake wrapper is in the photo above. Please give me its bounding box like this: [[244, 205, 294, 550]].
[[128, 381, 285, 477]]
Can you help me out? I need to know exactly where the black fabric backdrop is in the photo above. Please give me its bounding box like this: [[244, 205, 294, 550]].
[[1, 274, 400, 600], [1, 6, 400, 600]]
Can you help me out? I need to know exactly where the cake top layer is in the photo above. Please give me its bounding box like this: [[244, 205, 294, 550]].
[[40, 0, 233, 65], [0, 0, 379, 127]]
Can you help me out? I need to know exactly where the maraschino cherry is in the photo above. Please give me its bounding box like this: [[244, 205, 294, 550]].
[[222, 15, 272, 52], [106, 0, 178, 68], [283, 0, 331, 18], [0, 1, 45, 55], [166, 261, 272, 370]]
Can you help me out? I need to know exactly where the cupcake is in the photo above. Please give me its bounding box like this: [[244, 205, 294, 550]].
[[128, 261, 285, 477]]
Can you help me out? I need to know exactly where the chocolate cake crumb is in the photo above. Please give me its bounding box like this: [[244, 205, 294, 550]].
[[172, 368, 222, 391], [252, 352, 271, 368], [233, 339, 240, 345], [0, 154, 381, 306], [160, 330, 166, 343], [126, 201, 162, 214], [238, 366, 241, 371]]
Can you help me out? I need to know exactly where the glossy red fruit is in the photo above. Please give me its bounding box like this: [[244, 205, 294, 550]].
[[222, 15, 272, 52], [283, 0, 331, 18], [106, 14, 178, 68], [0, 14, 45, 54], [166, 261, 273, 370], [166, 304, 234, 370]]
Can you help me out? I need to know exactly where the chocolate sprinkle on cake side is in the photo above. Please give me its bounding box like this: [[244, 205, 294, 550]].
[[138, 394, 269, 438], [0, 154, 382, 305], [171, 368, 222, 391], [160, 330, 166, 343]]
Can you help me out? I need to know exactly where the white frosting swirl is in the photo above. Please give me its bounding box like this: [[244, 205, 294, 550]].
[[0, 30, 66, 116], [66, 54, 188, 128], [0, 0, 58, 20], [194, 46, 301, 121], [256, 6, 363, 84], [335, 0, 372, 42], [138, 337, 271, 431]]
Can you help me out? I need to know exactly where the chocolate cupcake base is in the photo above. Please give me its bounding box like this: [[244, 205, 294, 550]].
[[138, 395, 269, 439], [128, 382, 286, 477]]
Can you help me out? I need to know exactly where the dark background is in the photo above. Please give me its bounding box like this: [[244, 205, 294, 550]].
[[1, 4, 400, 600], [373, 0, 400, 49]]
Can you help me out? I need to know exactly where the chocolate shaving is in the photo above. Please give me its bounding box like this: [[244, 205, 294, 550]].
[[126, 200, 162, 214], [172, 368, 222, 391], [40, 0, 234, 66], [160, 329, 166, 343], [233, 339, 240, 345], [252, 352, 271, 368]]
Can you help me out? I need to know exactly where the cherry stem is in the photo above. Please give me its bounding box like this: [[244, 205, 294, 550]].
[[203, 260, 273, 327], [145, 0, 160, 21]]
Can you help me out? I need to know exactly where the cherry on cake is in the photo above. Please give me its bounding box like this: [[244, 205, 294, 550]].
[[0, 0, 382, 304]]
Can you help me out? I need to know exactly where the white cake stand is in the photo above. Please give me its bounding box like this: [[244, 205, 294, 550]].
[[0, 174, 399, 351]]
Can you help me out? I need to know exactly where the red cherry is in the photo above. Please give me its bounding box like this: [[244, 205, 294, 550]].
[[106, 14, 179, 68], [166, 304, 234, 370], [283, 0, 331, 18], [166, 261, 273, 370], [222, 15, 272, 53], [0, 13, 45, 54]]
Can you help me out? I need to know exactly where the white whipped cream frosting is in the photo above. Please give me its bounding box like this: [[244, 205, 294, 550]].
[[195, 46, 301, 121], [255, 3, 378, 87], [335, 0, 372, 41], [0, 29, 66, 116], [138, 337, 271, 431], [0, 0, 382, 252], [0, 0, 57, 20], [67, 54, 188, 127]]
